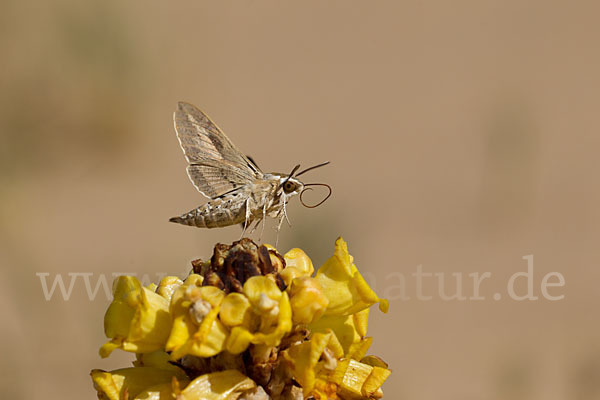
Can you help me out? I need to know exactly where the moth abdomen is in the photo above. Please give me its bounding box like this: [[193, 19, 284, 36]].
[[169, 206, 204, 227], [169, 196, 247, 228]]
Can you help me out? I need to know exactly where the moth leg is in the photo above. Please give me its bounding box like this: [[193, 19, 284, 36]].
[[240, 198, 252, 239], [259, 203, 267, 241], [282, 195, 292, 227], [275, 211, 286, 248], [248, 218, 261, 235]]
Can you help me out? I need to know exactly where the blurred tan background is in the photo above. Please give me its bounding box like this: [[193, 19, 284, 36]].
[[2, 1, 600, 399]]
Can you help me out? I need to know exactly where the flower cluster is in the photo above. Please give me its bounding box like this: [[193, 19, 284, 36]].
[[91, 237, 390, 399]]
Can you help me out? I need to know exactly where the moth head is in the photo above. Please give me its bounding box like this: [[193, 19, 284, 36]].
[[278, 162, 332, 208]]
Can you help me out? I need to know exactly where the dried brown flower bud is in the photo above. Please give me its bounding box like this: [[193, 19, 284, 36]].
[[201, 238, 287, 293]]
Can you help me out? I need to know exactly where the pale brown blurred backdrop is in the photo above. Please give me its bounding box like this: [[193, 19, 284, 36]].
[[1, 1, 600, 399]]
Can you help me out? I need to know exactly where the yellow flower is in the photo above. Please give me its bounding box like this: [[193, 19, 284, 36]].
[[100, 276, 172, 357], [165, 275, 228, 359], [310, 308, 371, 357], [315, 237, 389, 316], [92, 237, 391, 399], [224, 276, 292, 354], [284, 330, 344, 395], [90, 367, 187, 400]]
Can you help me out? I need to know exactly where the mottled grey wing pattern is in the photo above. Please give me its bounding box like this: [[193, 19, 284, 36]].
[[186, 162, 255, 199], [174, 102, 262, 199]]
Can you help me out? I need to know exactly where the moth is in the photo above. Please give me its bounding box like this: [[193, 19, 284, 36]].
[[169, 102, 330, 237]]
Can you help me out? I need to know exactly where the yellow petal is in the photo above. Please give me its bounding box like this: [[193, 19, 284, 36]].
[[133, 383, 175, 400], [99, 339, 122, 359], [338, 359, 373, 398], [104, 277, 139, 339], [363, 366, 391, 397], [156, 276, 184, 302], [219, 292, 252, 327], [225, 326, 254, 354], [280, 266, 304, 287], [191, 286, 225, 308], [324, 329, 345, 359], [346, 337, 373, 361], [353, 308, 369, 338], [243, 276, 282, 305], [165, 312, 194, 356], [327, 358, 351, 386], [134, 350, 183, 373], [186, 318, 228, 358], [309, 314, 361, 355], [310, 308, 374, 358], [176, 370, 256, 400], [184, 273, 204, 286], [284, 248, 314, 276], [360, 355, 389, 369], [288, 276, 329, 325]]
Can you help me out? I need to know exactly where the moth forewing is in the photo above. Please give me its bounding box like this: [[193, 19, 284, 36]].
[[173, 102, 259, 175]]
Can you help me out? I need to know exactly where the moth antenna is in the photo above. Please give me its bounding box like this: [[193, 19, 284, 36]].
[[282, 164, 301, 186], [300, 183, 332, 208], [296, 161, 330, 177], [246, 155, 260, 171]]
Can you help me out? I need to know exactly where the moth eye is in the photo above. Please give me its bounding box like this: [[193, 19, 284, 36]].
[[283, 181, 295, 193]]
